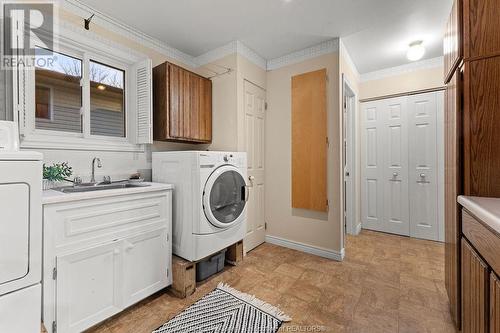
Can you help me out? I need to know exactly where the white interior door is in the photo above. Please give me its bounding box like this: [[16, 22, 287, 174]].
[[361, 100, 384, 231], [244, 80, 266, 251], [382, 97, 409, 236], [361, 97, 409, 235], [408, 92, 439, 240], [361, 91, 443, 241]]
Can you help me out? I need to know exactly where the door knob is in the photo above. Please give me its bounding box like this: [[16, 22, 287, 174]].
[[248, 176, 255, 181], [392, 172, 398, 177], [420, 173, 426, 178]]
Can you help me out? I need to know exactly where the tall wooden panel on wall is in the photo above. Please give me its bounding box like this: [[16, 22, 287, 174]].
[[291, 69, 327, 212], [491, 273, 500, 333], [463, 0, 500, 60], [461, 238, 489, 333], [445, 68, 463, 327], [463, 57, 500, 196], [444, 0, 462, 83]]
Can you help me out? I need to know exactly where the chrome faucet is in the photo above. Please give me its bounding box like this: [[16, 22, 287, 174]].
[[91, 157, 102, 183]]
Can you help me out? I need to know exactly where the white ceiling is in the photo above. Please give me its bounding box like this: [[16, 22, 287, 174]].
[[77, 0, 453, 74]]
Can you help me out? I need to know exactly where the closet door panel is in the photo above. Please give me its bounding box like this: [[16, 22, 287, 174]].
[[361, 101, 384, 231], [383, 97, 409, 236], [408, 92, 440, 240]]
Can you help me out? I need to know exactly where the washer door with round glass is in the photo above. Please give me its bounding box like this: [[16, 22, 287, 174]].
[[203, 165, 247, 228]]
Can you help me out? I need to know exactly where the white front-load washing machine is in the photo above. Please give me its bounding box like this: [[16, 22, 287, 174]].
[[153, 151, 247, 261]]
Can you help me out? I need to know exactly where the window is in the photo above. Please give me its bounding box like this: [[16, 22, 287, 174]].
[[14, 28, 153, 151], [35, 49, 82, 133], [89, 61, 125, 137]]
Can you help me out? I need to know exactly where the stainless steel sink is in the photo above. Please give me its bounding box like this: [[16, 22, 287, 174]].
[[53, 182, 150, 193]]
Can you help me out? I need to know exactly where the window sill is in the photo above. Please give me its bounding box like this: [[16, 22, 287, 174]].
[[20, 133, 145, 152]]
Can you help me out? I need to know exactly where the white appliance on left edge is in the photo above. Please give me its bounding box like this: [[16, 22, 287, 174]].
[[153, 151, 247, 262], [0, 121, 43, 333]]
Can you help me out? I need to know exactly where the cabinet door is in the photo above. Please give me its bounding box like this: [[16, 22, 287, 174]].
[[187, 73, 200, 140], [444, 0, 462, 83], [122, 228, 170, 307], [56, 241, 123, 333], [168, 63, 183, 138], [408, 92, 439, 240], [445, 68, 462, 328], [463, 57, 500, 196], [492, 273, 500, 333], [199, 77, 212, 142], [463, 0, 500, 59], [461, 238, 489, 333]]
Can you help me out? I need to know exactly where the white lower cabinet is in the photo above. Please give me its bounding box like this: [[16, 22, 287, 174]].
[[56, 240, 123, 333], [123, 228, 169, 307], [43, 189, 172, 333]]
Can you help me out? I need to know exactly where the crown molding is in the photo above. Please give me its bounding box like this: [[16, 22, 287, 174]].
[[195, 40, 267, 70], [234, 41, 267, 70], [62, 0, 198, 68], [360, 56, 444, 82], [266, 38, 339, 70]]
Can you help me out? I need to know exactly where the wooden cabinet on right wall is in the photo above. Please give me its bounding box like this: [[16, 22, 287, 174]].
[[491, 273, 500, 333], [461, 238, 489, 333], [463, 0, 500, 60], [444, 0, 462, 83]]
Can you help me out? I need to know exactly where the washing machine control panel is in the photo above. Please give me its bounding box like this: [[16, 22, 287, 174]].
[[199, 152, 246, 168]]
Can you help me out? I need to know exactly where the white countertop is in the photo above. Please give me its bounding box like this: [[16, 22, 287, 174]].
[[458, 196, 500, 235], [43, 182, 173, 205]]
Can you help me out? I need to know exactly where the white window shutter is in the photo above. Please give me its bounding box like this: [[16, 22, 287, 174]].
[[11, 9, 27, 133], [132, 59, 153, 144]]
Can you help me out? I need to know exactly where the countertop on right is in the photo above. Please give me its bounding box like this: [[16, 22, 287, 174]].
[[458, 195, 500, 236]]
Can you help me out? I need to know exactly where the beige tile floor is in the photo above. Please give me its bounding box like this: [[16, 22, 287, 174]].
[[48, 230, 457, 333]]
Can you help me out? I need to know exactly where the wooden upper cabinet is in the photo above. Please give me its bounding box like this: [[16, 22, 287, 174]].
[[444, 0, 462, 83], [153, 62, 212, 143], [461, 238, 489, 333], [463, 57, 500, 196], [463, 0, 500, 60]]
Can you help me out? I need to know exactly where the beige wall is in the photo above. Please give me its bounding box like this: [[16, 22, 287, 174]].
[[202, 53, 267, 152], [359, 66, 444, 100], [265, 52, 343, 254]]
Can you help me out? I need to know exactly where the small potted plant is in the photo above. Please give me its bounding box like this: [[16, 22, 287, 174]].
[[43, 162, 73, 190]]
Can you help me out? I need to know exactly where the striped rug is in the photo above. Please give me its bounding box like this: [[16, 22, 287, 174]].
[[153, 283, 291, 333]]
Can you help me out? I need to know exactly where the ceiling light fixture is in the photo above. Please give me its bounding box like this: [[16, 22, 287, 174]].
[[97, 84, 106, 91], [407, 40, 425, 61]]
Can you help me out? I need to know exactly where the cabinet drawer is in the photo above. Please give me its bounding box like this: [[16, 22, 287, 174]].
[[462, 209, 500, 274], [45, 191, 170, 250]]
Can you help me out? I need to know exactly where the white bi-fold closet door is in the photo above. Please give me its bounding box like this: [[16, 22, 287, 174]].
[[361, 91, 444, 241]]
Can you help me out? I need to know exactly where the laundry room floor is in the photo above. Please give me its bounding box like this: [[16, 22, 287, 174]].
[[46, 230, 456, 333]]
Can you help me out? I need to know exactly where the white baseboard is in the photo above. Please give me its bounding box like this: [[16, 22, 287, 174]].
[[265, 235, 345, 261], [355, 223, 362, 235]]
